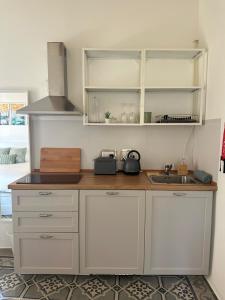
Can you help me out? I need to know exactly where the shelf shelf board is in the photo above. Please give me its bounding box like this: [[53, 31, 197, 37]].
[[143, 122, 202, 126], [145, 49, 205, 59], [84, 49, 141, 59], [84, 87, 141, 92], [83, 122, 202, 126], [145, 86, 202, 92], [84, 122, 141, 126]]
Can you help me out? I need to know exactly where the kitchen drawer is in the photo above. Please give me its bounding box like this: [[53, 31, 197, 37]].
[[14, 232, 79, 274], [13, 211, 78, 233], [12, 190, 78, 212]]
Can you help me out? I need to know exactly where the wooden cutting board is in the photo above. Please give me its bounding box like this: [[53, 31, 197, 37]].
[[40, 148, 81, 173]]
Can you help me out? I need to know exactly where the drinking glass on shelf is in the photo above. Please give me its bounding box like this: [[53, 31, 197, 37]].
[[128, 104, 136, 123], [121, 103, 128, 123], [89, 96, 100, 123]]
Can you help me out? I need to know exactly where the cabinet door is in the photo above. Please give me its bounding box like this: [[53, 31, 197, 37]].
[[145, 191, 213, 275], [80, 190, 145, 274], [14, 233, 79, 274]]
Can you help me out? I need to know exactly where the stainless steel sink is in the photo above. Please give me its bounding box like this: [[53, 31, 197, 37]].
[[149, 175, 199, 184]]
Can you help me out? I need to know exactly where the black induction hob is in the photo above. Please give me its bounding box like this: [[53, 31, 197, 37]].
[[17, 173, 82, 184]]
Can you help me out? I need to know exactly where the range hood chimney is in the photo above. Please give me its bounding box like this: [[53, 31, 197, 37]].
[[18, 42, 81, 115]]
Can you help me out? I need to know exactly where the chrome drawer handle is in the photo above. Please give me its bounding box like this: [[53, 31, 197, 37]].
[[106, 192, 119, 196], [173, 192, 186, 197], [39, 213, 53, 218], [39, 192, 52, 196], [40, 234, 54, 239]]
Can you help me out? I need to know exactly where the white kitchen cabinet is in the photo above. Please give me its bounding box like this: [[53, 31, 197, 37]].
[[145, 190, 213, 275], [80, 190, 145, 274], [12, 189, 80, 275], [83, 48, 207, 126], [14, 233, 79, 274]]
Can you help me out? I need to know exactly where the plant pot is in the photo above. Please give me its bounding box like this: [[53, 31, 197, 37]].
[[105, 118, 110, 124]]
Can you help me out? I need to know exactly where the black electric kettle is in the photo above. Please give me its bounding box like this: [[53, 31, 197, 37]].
[[123, 150, 141, 175]]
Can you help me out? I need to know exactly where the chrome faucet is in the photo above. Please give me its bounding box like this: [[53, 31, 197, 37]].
[[164, 164, 173, 175]]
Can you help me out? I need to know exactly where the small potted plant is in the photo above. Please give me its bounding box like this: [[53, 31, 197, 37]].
[[105, 111, 111, 124]]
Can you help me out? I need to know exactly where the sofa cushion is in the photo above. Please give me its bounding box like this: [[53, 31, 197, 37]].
[[9, 148, 27, 163], [0, 148, 10, 155], [0, 154, 17, 164]]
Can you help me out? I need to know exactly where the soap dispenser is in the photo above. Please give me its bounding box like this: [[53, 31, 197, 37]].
[[177, 158, 188, 176]]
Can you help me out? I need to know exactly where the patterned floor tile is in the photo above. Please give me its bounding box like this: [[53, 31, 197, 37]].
[[171, 281, 195, 300], [1, 282, 27, 298], [36, 275, 65, 295], [79, 277, 111, 299], [77, 275, 116, 287], [0, 253, 218, 300], [127, 279, 154, 299], [0, 273, 23, 291]]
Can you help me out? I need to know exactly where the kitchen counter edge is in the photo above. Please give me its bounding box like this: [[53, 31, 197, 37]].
[[8, 171, 217, 191]]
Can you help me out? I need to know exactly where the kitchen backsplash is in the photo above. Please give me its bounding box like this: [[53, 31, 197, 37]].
[[30, 118, 196, 170]]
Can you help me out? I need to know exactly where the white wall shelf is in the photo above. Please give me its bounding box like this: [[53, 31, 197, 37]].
[[84, 87, 141, 92], [82, 48, 207, 126], [144, 86, 202, 92], [145, 49, 204, 59]]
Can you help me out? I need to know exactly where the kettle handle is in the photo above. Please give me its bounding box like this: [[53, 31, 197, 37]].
[[127, 150, 141, 161]]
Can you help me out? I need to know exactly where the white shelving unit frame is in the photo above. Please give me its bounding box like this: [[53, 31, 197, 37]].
[[82, 48, 208, 126]]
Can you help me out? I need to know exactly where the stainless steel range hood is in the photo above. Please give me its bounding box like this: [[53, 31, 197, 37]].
[[18, 42, 81, 115]]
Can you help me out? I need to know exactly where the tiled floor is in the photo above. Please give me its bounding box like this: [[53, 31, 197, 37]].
[[0, 250, 218, 300]]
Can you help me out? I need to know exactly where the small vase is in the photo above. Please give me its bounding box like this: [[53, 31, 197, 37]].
[[105, 118, 110, 124]]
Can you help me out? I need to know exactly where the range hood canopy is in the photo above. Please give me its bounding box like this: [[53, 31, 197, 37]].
[[18, 42, 81, 115]]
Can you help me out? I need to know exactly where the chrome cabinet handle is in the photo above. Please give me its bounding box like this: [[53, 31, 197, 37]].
[[106, 191, 119, 196], [39, 192, 52, 196], [39, 213, 53, 218], [173, 192, 186, 197], [40, 234, 54, 239]]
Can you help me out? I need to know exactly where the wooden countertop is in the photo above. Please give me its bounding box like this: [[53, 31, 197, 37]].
[[8, 170, 217, 191]]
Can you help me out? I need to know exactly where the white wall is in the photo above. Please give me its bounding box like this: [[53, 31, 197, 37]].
[[193, 119, 221, 181], [30, 117, 195, 169], [0, 0, 199, 169], [0, 0, 198, 107], [0, 126, 28, 148], [199, 1, 225, 299]]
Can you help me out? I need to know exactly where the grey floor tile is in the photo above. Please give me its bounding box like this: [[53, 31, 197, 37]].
[[22, 284, 44, 299], [118, 275, 139, 287], [139, 276, 160, 289], [160, 276, 185, 290], [47, 286, 71, 300], [71, 286, 115, 300], [164, 292, 179, 300], [57, 275, 75, 285], [187, 276, 218, 300]]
